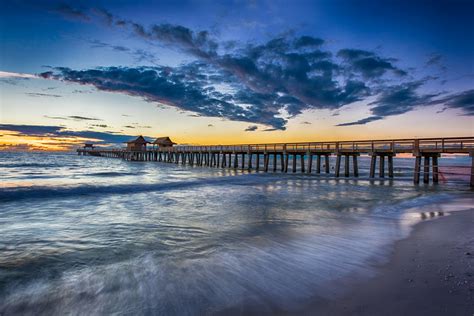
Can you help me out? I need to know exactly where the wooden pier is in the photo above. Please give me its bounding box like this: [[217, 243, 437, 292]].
[[77, 137, 474, 186]]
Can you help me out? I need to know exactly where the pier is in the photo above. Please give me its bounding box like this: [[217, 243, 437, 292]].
[[78, 137, 474, 186]]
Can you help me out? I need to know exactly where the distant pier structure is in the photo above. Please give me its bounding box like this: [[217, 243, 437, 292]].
[[77, 136, 474, 187]]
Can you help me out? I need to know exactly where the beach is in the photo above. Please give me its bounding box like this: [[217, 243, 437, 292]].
[[302, 209, 474, 316]]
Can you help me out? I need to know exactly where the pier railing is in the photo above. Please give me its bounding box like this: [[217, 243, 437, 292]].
[[169, 137, 474, 154]]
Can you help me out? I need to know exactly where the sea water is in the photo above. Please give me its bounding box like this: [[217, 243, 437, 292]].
[[0, 152, 472, 314]]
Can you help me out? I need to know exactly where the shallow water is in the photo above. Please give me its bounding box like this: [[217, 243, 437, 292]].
[[0, 152, 472, 314]]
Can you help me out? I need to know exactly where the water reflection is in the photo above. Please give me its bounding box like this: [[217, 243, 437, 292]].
[[0, 152, 473, 314]]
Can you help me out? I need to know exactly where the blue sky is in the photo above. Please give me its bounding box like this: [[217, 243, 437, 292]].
[[0, 0, 473, 150]]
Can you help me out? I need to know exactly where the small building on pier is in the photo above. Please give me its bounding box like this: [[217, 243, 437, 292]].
[[83, 143, 94, 150], [152, 137, 176, 149], [126, 135, 149, 151]]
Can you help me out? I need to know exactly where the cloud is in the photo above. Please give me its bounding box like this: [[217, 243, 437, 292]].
[[337, 49, 407, 78], [0, 124, 143, 144], [244, 125, 258, 131], [426, 53, 442, 66], [300, 121, 312, 125], [0, 71, 37, 79], [39, 65, 287, 129], [26, 92, 62, 98], [337, 81, 440, 126], [53, 3, 90, 21], [44, 115, 102, 121], [38, 10, 473, 128], [336, 81, 474, 126], [430, 89, 474, 115], [336, 116, 383, 126], [207, 124, 214, 127], [89, 40, 160, 65]]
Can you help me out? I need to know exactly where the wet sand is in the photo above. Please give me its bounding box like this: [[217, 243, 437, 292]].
[[301, 209, 474, 316]]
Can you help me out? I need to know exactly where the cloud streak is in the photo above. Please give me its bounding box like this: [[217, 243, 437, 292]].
[[0, 124, 143, 144]]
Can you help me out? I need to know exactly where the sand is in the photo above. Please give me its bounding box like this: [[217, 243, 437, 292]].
[[301, 209, 474, 316]]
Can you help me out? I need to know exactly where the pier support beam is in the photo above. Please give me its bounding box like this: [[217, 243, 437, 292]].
[[413, 152, 440, 184], [370, 152, 395, 179], [273, 153, 277, 172], [335, 153, 359, 177]]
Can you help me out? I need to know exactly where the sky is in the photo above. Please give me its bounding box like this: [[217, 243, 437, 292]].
[[0, 0, 473, 151]]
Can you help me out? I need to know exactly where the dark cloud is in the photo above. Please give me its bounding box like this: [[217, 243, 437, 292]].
[[207, 124, 214, 127], [337, 48, 407, 78], [69, 115, 102, 121], [337, 81, 450, 126], [25, 92, 62, 98], [44, 115, 102, 121], [0, 124, 142, 144], [430, 89, 474, 115], [368, 81, 440, 117], [53, 4, 90, 21], [40, 10, 472, 128], [336, 116, 383, 126], [300, 121, 312, 125], [39, 65, 288, 129], [89, 40, 159, 65], [244, 125, 258, 131], [426, 53, 442, 66]]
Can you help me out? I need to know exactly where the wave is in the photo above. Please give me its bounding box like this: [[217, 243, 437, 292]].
[[85, 171, 141, 177], [0, 162, 60, 169], [0, 174, 269, 203]]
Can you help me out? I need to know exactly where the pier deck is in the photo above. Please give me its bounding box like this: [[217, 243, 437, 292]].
[[78, 137, 474, 186]]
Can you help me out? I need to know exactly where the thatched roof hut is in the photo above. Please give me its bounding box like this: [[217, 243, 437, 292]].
[[152, 137, 176, 148], [126, 135, 149, 151]]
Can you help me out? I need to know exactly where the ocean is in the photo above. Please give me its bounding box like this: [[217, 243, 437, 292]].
[[0, 151, 472, 314]]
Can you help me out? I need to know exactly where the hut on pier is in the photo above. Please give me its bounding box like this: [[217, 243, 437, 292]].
[[83, 143, 94, 150], [152, 137, 176, 149], [126, 135, 149, 151]]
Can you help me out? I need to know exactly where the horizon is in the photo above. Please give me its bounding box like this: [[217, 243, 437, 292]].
[[1, 0, 473, 151]]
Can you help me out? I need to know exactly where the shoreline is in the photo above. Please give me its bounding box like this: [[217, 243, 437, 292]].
[[299, 208, 474, 315]]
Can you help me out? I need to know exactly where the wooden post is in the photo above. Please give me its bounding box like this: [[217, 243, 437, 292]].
[[292, 154, 297, 173], [344, 155, 349, 177], [273, 153, 277, 172], [264, 154, 270, 172], [300, 154, 305, 173], [284, 153, 289, 173], [379, 155, 385, 178], [233, 153, 238, 168], [222, 153, 226, 167], [423, 156, 430, 184], [256, 154, 260, 170], [247, 153, 252, 170], [241, 153, 245, 169], [353, 155, 358, 177], [307, 152, 313, 174], [388, 155, 394, 178], [325, 155, 330, 173], [432, 155, 439, 183], [335, 154, 341, 177], [281, 153, 285, 172], [316, 155, 321, 174], [370, 155, 376, 178]]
